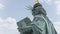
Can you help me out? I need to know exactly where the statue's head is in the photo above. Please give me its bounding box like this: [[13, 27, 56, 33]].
[[32, 3, 47, 16]]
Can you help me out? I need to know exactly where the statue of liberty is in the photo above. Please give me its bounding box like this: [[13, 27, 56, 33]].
[[17, 0, 57, 34]]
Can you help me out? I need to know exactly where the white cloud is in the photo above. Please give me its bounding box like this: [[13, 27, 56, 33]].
[[48, 18, 60, 34], [54, 0, 60, 15], [41, 0, 60, 15], [46, 17, 60, 34], [0, 0, 7, 3], [0, 18, 4, 24], [0, 17, 19, 34], [0, 0, 8, 10], [44, 0, 52, 3], [0, 3, 5, 10], [0, 17, 17, 30], [53, 21, 60, 34], [42, 0, 60, 15], [41, 0, 52, 5]]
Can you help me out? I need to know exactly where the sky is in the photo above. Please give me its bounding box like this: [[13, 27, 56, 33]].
[[0, 0, 60, 34]]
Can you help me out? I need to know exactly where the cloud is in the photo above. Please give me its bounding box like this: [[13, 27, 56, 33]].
[[0, 30, 19, 34], [0, 0, 7, 3], [54, 0, 60, 15], [48, 18, 60, 34], [43, 0, 60, 15], [53, 21, 60, 34], [0, 3, 5, 10], [0, 0, 8, 10], [44, 0, 52, 3], [0, 17, 19, 34], [47, 17, 60, 34], [41, 0, 52, 5], [41, 0, 60, 15], [0, 17, 17, 30]]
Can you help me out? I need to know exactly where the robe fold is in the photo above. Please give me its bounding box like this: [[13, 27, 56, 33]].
[[31, 3, 57, 34], [31, 15, 57, 34], [17, 3, 57, 34]]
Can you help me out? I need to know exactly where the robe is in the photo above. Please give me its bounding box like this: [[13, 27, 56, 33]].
[[17, 3, 57, 34], [31, 15, 57, 34], [31, 3, 57, 34]]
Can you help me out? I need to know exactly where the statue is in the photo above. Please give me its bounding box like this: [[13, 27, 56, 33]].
[[17, 17, 33, 34], [17, 0, 57, 34]]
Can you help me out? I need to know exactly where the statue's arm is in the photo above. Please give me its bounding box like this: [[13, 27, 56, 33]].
[[18, 26, 32, 32], [21, 26, 32, 30]]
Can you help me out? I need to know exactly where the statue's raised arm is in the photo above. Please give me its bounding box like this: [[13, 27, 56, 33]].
[[35, 0, 39, 4]]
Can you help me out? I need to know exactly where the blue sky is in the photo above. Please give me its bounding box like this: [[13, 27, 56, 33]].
[[0, 0, 60, 34]]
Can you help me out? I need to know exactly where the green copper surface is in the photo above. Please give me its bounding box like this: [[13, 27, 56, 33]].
[[17, 3, 57, 34]]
